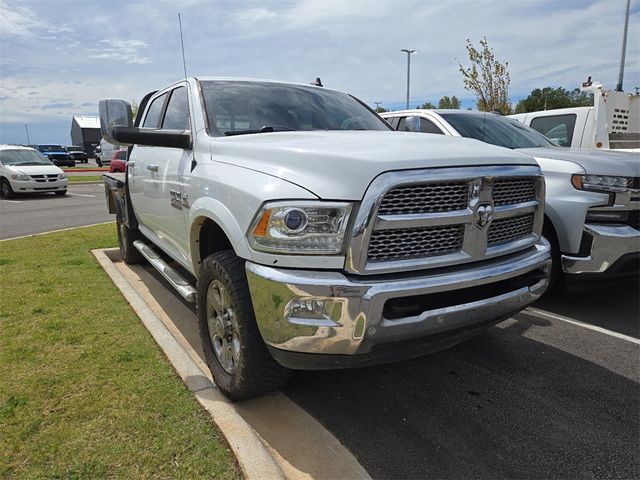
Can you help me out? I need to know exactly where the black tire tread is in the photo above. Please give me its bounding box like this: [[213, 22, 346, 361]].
[[197, 250, 290, 401], [1, 179, 15, 199]]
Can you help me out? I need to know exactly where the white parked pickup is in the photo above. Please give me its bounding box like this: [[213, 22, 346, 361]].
[[100, 78, 551, 400]]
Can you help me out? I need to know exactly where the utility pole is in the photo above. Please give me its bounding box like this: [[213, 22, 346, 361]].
[[400, 49, 417, 109], [24, 124, 31, 144], [616, 0, 631, 92], [374, 101, 383, 111]]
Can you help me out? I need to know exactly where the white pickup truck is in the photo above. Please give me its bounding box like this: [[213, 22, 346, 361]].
[[510, 79, 640, 151], [100, 78, 551, 400], [381, 109, 640, 289]]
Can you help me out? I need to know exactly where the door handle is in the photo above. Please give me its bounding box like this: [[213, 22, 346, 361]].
[[147, 164, 159, 172]]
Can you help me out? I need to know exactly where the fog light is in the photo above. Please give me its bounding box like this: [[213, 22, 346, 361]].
[[285, 298, 341, 326]]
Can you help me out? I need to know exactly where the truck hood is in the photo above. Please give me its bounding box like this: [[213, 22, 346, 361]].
[[210, 131, 537, 199], [517, 147, 640, 177]]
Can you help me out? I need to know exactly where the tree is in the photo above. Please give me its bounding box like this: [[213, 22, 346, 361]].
[[514, 87, 593, 113], [418, 101, 436, 109], [131, 100, 139, 121], [458, 37, 512, 114], [375, 106, 388, 113], [438, 95, 461, 109]]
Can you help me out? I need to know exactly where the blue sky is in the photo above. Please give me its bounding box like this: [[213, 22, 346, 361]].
[[1, 0, 638, 145]]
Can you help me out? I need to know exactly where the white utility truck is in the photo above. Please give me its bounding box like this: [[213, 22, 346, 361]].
[[510, 78, 640, 152], [101, 78, 551, 400]]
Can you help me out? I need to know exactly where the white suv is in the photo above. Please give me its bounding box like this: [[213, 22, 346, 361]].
[[0, 145, 68, 198]]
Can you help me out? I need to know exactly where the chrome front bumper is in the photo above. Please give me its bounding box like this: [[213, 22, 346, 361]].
[[246, 240, 551, 366], [561, 224, 640, 275]]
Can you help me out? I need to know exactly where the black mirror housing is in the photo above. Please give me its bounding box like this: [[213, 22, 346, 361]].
[[112, 127, 192, 150]]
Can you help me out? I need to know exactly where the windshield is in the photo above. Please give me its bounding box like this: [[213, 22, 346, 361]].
[[200, 81, 391, 136], [38, 145, 64, 153], [0, 149, 53, 166], [440, 112, 554, 149]]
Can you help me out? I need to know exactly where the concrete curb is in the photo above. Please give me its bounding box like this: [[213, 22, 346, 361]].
[[92, 248, 285, 480]]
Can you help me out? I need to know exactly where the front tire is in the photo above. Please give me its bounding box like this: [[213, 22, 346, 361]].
[[116, 213, 143, 264], [197, 251, 290, 401], [1, 179, 15, 199]]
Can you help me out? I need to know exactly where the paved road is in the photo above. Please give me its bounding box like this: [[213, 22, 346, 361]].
[[282, 284, 639, 479], [0, 183, 113, 239]]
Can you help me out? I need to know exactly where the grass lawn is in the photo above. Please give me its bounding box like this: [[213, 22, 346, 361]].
[[0, 224, 242, 479], [67, 175, 103, 183]]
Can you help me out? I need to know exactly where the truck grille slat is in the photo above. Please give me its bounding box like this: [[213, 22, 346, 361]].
[[488, 213, 535, 246], [493, 178, 536, 206], [368, 225, 464, 261], [378, 182, 468, 215]]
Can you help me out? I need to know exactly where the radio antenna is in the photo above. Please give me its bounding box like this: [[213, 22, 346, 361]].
[[178, 13, 188, 80]]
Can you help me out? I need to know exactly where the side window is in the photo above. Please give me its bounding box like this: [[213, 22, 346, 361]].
[[116, 150, 127, 160], [162, 87, 190, 130], [419, 119, 444, 134], [397, 117, 409, 131], [530, 114, 577, 147], [142, 93, 168, 128]]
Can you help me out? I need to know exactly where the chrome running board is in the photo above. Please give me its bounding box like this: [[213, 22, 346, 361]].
[[133, 240, 196, 303]]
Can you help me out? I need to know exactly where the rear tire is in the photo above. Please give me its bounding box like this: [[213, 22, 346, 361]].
[[116, 213, 144, 264], [197, 251, 290, 401], [1, 179, 15, 199]]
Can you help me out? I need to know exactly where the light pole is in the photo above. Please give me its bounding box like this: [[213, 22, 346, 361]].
[[401, 49, 417, 109], [24, 124, 31, 144]]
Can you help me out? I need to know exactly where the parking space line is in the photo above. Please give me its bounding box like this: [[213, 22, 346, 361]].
[[0, 200, 22, 203], [524, 307, 640, 345], [67, 192, 96, 198]]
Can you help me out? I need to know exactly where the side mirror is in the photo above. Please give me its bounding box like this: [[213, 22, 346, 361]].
[[404, 116, 422, 132], [99, 99, 133, 145], [112, 127, 192, 150]]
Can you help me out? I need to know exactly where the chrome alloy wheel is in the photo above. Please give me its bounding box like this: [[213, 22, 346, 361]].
[[206, 280, 240, 374]]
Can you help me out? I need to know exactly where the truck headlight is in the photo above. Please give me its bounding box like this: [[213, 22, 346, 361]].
[[10, 173, 31, 181], [571, 174, 632, 193], [58, 173, 67, 179], [249, 201, 353, 254]]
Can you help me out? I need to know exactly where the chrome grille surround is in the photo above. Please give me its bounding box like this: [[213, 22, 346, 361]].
[[345, 165, 545, 274]]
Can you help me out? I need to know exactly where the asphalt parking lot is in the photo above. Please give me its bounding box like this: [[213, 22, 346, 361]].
[[0, 183, 113, 239], [4, 189, 639, 478], [134, 256, 639, 479]]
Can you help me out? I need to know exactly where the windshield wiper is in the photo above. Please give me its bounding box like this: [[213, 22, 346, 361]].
[[224, 125, 297, 136], [16, 162, 47, 166]]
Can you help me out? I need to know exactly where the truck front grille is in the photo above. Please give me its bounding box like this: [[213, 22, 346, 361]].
[[347, 166, 545, 274], [368, 225, 464, 261]]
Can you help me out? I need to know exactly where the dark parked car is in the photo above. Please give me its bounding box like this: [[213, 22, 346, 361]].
[[109, 149, 128, 173], [35, 145, 75, 167], [65, 146, 88, 163]]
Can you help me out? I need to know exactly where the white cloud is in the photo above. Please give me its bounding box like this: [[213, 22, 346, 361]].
[[86, 39, 151, 65]]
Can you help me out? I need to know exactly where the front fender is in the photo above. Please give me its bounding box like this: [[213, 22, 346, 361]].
[[536, 157, 609, 254]]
